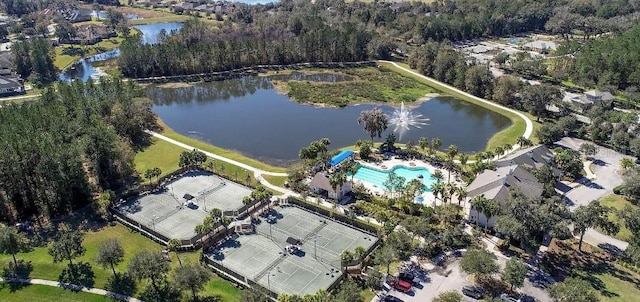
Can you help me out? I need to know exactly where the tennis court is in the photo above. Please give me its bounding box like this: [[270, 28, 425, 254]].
[[206, 205, 378, 296], [114, 170, 251, 240]]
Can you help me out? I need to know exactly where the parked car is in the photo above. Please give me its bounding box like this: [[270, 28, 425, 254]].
[[384, 295, 404, 302], [462, 285, 484, 299], [500, 293, 521, 302], [398, 272, 420, 286], [391, 279, 412, 293]]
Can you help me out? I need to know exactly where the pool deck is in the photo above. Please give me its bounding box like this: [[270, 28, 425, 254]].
[[356, 158, 466, 208]]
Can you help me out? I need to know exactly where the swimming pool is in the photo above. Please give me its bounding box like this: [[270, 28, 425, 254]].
[[353, 165, 435, 191]]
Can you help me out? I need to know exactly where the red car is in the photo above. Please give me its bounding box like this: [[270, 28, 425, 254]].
[[391, 279, 412, 293]]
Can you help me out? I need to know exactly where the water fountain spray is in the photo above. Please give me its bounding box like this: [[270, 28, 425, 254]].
[[389, 102, 430, 141]]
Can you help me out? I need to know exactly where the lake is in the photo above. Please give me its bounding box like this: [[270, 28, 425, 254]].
[[59, 22, 184, 82], [148, 73, 511, 166]]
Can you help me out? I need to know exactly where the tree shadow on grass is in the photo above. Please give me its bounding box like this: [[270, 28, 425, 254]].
[[189, 295, 222, 302], [105, 272, 136, 297], [1, 260, 33, 292], [138, 281, 181, 302], [58, 262, 95, 289]]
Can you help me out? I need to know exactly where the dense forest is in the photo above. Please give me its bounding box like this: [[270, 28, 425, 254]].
[[560, 23, 640, 90], [0, 80, 156, 224], [118, 18, 372, 77]]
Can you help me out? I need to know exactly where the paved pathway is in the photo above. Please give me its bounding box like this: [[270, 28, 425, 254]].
[[146, 130, 287, 178], [379, 61, 535, 147], [146, 130, 386, 225], [0, 277, 143, 302]]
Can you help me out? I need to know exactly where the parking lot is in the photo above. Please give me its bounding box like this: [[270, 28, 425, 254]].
[[377, 256, 552, 302]]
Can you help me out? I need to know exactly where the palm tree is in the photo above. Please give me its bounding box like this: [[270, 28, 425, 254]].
[[354, 246, 367, 261], [329, 172, 348, 200], [341, 250, 354, 271], [445, 159, 457, 183], [431, 138, 442, 153], [458, 153, 469, 171], [167, 239, 183, 267], [620, 157, 636, 172], [502, 143, 512, 153], [516, 136, 533, 148], [432, 170, 444, 183], [430, 182, 443, 204], [446, 145, 459, 160], [419, 137, 428, 152], [481, 200, 498, 233], [485, 150, 495, 161], [494, 146, 504, 158], [455, 186, 468, 206], [471, 195, 489, 228], [343, 161, 359, 186]]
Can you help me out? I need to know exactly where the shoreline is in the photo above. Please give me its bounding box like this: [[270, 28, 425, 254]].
[[143, 63, 527, 164]]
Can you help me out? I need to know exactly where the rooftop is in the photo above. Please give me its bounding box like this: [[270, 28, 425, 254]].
[[467, 165, 544, 203]]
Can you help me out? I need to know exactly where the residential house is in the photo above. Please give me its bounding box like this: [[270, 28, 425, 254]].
[[172, 2, 195, 11], [194, 4, 214, 13], [466, 165, 544, 228], [494, 145, 562, 178], [308, 172, 351, 201], [70, 24, 116, 45], [0, 70, 24, 96], [523, 40, 558, 52], [562, 90, 614, 109], [61, 8, 93, 23]]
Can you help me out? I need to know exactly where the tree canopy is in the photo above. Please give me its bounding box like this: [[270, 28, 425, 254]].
[[0, 80, 156, 224]]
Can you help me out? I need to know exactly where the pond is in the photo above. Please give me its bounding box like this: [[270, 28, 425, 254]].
[[59, 22, 184, 82], [148, 73, 511, 166]]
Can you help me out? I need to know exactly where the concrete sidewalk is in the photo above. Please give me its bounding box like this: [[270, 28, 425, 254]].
[[0, 277, 143, 302]]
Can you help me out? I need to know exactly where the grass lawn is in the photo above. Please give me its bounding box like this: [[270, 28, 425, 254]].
[[262, 175, 288, 187], [597, 194, 635, 241], [272, 67, 437, 107], [360, 289, 376, 301], [544, 239, 640, 302], [0, 221, 241, 301], [129, 15, 190, 25], [54, 37, 125, 70], [134, 135, 258, 187], [134, 137, 182, 179], [0, 284, 113, 302], [157, 119, 287, 173], [380, 61, 540, 151]]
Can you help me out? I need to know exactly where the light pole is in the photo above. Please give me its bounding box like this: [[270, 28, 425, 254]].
[[314, 234, 323, 259]]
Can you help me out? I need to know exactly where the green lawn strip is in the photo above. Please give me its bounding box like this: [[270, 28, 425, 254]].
[[0, 223, 241, 301], [596, 194, 634, 241], [380, 62, 539, 150], [134, 137, 258, 187], [128, 15, 190, 25], [134, 137, 181, 178], [573, 263, 640, 302], [360, 289, 376, 301], [262, 174, 288, 187], [158, 120, 287, 173], [0, 284, 113, 302]]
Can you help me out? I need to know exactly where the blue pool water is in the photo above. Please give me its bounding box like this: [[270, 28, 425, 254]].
[[415, 196, 425, 203], [353, 165, 435, 191]]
